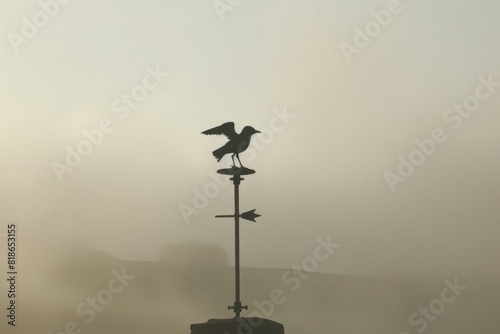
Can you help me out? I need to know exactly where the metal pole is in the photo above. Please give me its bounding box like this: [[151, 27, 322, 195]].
[[233, 175, 241, 318], [216, 170, 253, 318]]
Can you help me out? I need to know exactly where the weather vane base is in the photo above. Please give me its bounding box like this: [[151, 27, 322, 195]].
[[191, 318, 284, 334]]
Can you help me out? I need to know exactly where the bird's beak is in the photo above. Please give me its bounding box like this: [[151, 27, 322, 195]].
[[255, 130, 261, 133]]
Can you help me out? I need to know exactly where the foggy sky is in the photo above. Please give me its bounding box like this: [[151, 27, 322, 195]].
[[1, 0, 499, 278]]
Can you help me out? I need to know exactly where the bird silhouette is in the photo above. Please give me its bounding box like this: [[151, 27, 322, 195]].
[[202, 122, 261, 168]]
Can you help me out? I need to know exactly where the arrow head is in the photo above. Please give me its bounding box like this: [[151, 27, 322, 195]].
[[240, 209, 261, 222]]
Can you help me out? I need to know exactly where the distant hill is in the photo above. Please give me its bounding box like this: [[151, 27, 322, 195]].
[[6, 239, 499, 334]]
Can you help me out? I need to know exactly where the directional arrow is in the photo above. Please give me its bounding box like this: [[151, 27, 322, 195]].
[[215, 209, 261, 222], [240, 209, 261, 222]]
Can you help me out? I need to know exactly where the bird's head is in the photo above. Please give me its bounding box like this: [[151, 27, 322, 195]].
[[242, 126, 261, 136]]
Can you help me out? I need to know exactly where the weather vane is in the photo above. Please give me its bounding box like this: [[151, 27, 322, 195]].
[[202, 122, 261, 317], [191, 121, 284, 333]]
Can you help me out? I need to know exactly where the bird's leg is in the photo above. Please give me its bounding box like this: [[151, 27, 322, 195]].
[[231, 154, 237, 168], [236, 154, 244, 168]]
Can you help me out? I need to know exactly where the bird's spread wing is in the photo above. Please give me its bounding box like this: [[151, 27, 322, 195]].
[[201, 122, 237, 140]]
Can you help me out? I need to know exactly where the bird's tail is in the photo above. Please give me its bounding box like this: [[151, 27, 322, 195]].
[[212, 147, 225, 162]]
